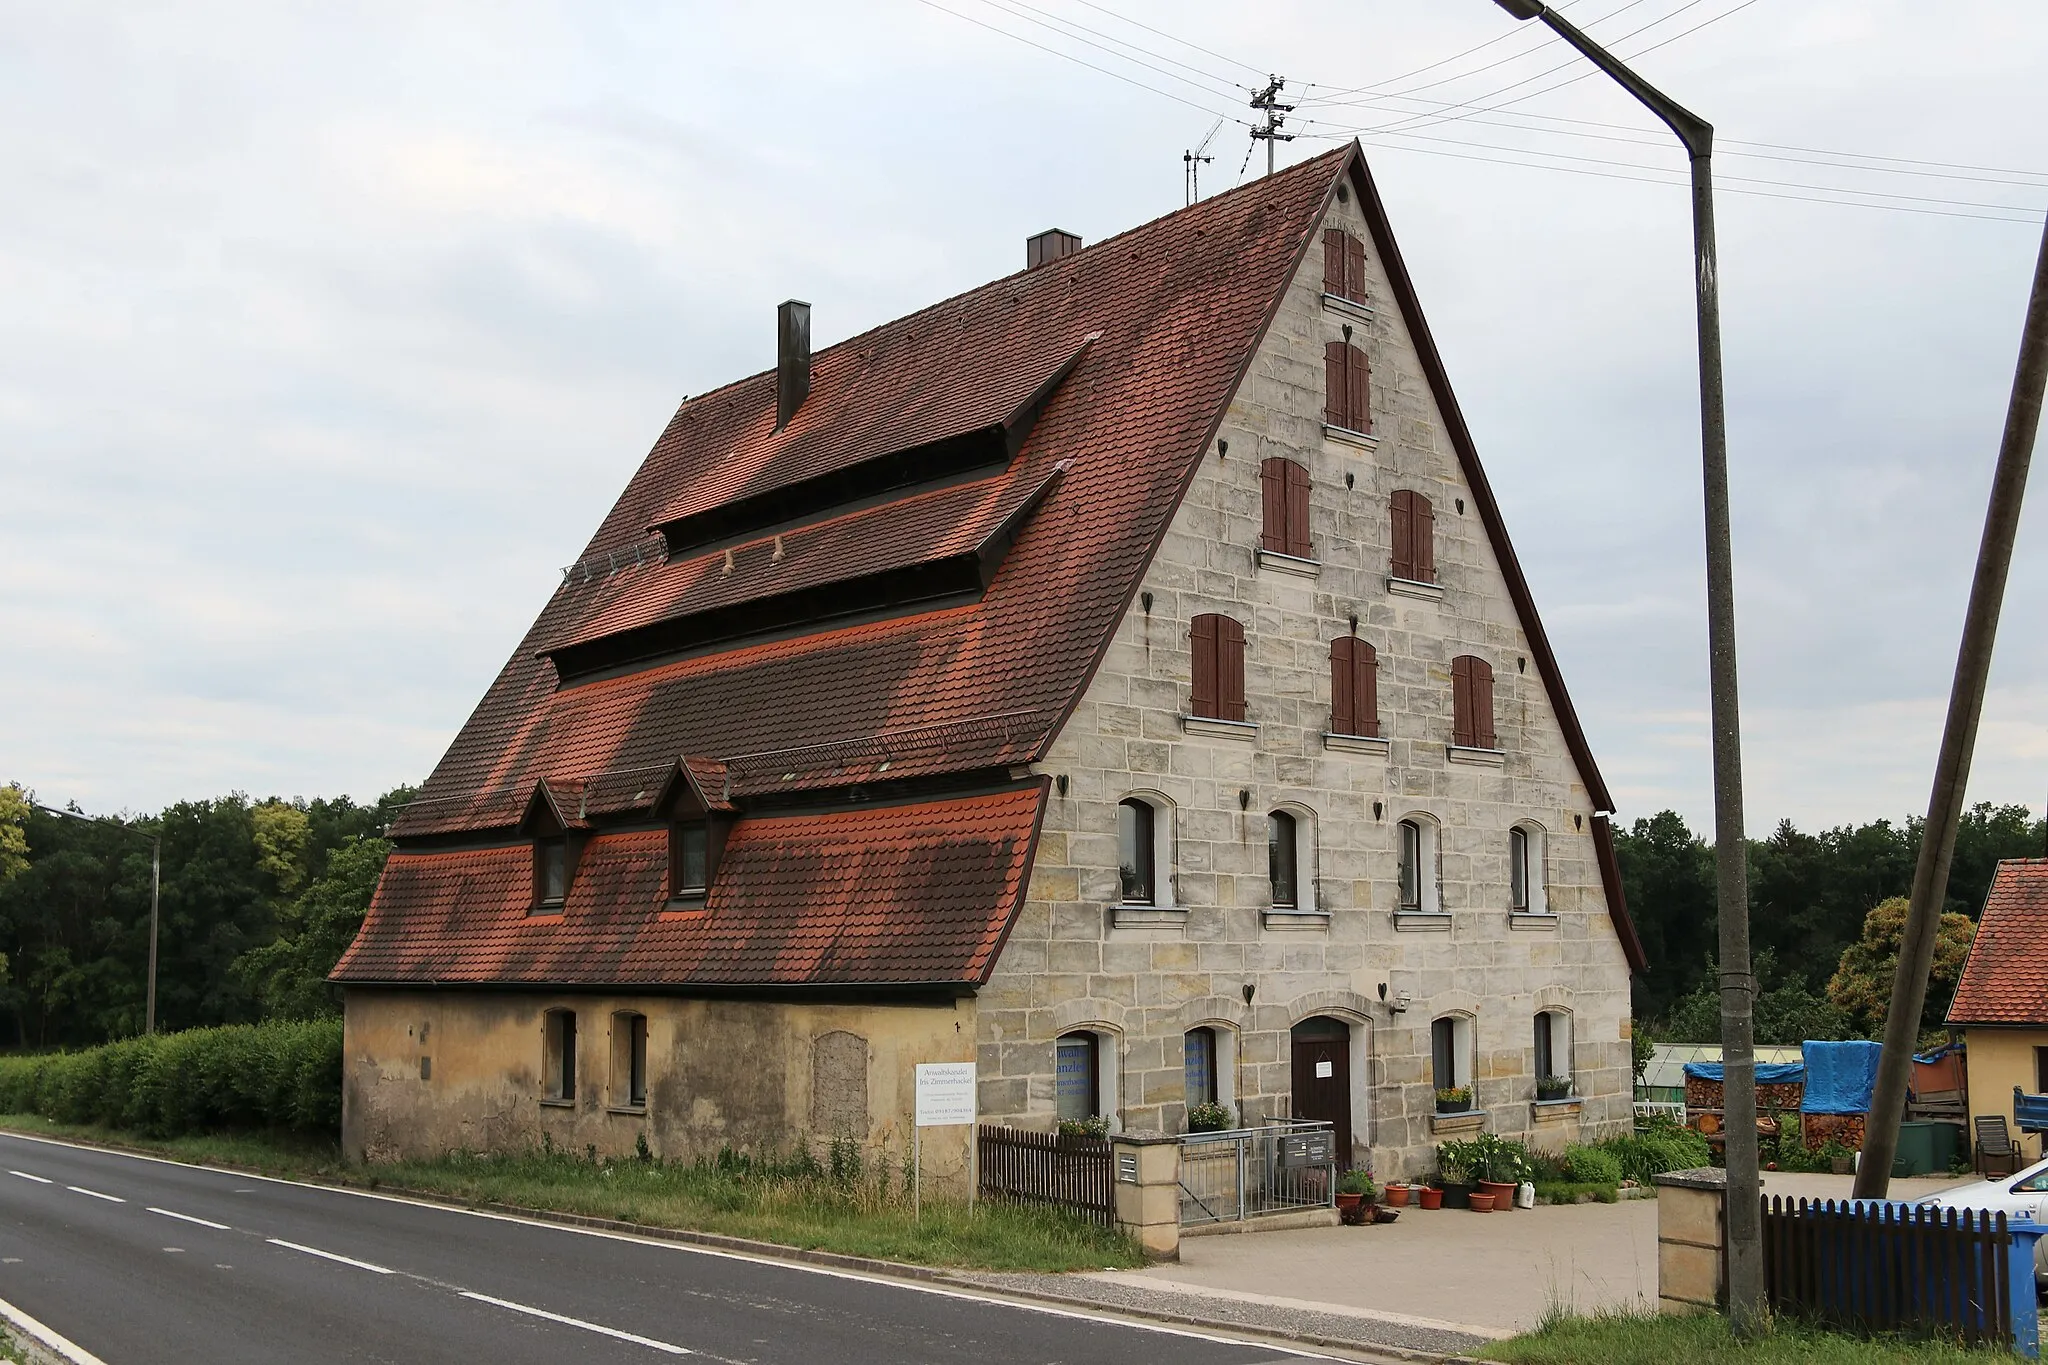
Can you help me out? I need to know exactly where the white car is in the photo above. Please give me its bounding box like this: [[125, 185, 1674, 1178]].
[[1918, 1157, 2048, 1287]]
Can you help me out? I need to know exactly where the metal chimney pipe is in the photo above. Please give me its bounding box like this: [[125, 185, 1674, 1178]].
[[776, 300, 811, 430]]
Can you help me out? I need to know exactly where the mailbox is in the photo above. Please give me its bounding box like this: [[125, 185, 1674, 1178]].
[[1278, 1131, 1333, 1167]]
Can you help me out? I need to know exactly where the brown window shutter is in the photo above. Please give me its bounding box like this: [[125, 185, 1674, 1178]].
[[1414, 492, 1436, 582], [1324, 342, 1345, 427], [1219, 616, 1246, 721], [1451, 655, 1475, 748], [1323, 228, 1345, 297], [1473, 657, 1496, 749], [1259, 459, 1285, 552], [1390, 489, 1414, 581], [1191, 614, 1219, 718], [1347, 346, 1372, 433], [1357, 638, 1380, 737], [1329, 637, 1355, 735], [1345, 235, 1368, 304], [1284, 460, 1312, 558]]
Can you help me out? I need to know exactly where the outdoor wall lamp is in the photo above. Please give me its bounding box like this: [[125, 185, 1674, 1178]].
[[1376, 982, 1410, 1014]]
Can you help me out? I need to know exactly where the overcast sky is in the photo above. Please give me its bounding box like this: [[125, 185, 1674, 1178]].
[[3, 0, 2044, 835]]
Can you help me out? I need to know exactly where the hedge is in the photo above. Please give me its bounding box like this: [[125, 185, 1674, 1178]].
[[0, 1018, 342, 1139]]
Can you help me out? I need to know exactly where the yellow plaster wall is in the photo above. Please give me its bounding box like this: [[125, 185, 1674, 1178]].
[[342, 989, 978, 1187], [1964, 1027, 2048, 1164]]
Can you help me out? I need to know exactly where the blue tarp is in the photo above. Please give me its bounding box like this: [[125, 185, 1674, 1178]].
[[1802, 1039, 1883, 1114], [1682, 1061, 1805, 1085]]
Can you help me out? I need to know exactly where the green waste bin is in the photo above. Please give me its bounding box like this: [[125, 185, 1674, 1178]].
[[1893, 1119, 1960, 1177]]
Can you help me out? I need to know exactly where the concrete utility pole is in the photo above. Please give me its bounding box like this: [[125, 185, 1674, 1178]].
[[1487, 0, 1763, 1332], [35, 803, 163, 1034], [1856, 213, 2048, 1199], [1248, 76, 1294, 177]]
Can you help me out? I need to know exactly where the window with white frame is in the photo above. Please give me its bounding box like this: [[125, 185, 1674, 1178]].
[[1534, 1010, 1573, 1090], [1398, 816, 1441, 914], [1116, 795, 1175, 909], [1431, 1014, 1474, 1097], [1056, 1031, 1118, 1127], [1510, 824, 1549, 915]]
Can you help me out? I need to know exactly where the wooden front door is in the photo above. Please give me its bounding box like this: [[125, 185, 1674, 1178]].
[[1290, 1017, 1353, 1164]]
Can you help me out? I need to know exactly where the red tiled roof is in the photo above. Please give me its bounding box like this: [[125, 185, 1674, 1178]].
[[1947, 860, 2048, 1026], [334, 785, 1046, 988]]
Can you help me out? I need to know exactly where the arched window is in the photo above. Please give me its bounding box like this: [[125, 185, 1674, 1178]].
[[1260, 457, 1312, 559], [1329, 635, 1379, 737], [1534, 1010, 1573, 1089], [1323, 227, 1369, 305], [1268, 811, 1300, 909], [543, 1008, 577, 1103], [1431, 1014, 1474, 1098], [1324, 340, 1371, 434], [1451, 655, 1497, 750], [1118, 798, 1155, 905], [1398, 816, 1441, 915], [1390, 489, 1435, 583], [1056, 1031, 1108, 1125], [1510, 824, 1548, 915], [1189, 614, 1246, 721], [1184, 1027, 1217, 1108]]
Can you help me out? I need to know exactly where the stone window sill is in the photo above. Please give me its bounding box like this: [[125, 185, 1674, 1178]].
[[1386, 576, 1443, 602], [1509, 912, 1558, 931], [1256, 548, 1321, 579], [1431, 1110, 1485, 1135], [1111, 904, 1188, 930], [1532, 1098, 1583, 1122], [1322, 731, 1388, 756], [1447, 745, 1506, 768], [1393, 910, 1451, 932], [540, 1098, 576, 1109], [1262, 909, 1330, 933], [1322, 293, 1376, 324], [1323, 423, 1378, 452], [607, 1104, 649, 1117], [1182, 715, 1258, 741]]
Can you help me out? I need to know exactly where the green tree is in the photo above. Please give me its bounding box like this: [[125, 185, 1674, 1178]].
[[1827, 895, 1976, 1036], [1653, 949, 1852, 1045], [235, 835, 391, 1019], [1613, 811, 1717, 1020]]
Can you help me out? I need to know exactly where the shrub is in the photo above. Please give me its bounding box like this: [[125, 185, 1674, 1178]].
[[1596, 1128, 1712, 1184], [1561, 1144, 1624, 1186], [0, 1019, 342, 1140], [1337, 1169, 1376, 1198]]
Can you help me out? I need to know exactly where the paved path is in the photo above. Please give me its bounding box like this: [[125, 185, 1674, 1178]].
[[0, 1133, 1331, 1365]]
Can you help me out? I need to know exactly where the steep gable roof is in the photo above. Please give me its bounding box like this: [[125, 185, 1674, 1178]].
[[1948, 859, 2048, 1026]]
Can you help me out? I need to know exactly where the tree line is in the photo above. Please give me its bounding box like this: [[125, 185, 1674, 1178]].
[[1616, 802, 2045, 1044], [0, 783, 412, 1048]]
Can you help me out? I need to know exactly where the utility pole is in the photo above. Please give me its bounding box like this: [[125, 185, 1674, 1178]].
[[1856, 212, 2048, 1199], [1248, 75, 1294, 177], [36, 803, 163, 1035]]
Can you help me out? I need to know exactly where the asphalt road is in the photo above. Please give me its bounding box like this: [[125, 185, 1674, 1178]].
[[0, 1132, 1324, 1365]]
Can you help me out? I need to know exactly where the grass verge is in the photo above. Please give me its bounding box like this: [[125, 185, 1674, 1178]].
[[0, 1114, 1143, 1274], [1481, 1310, 2017, 1363]]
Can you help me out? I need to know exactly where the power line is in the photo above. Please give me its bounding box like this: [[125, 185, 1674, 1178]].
[[1062, 0, 1267, 77], [1295, 0, 1616, 104], [963, 0, 1247, 100], [1374, 0, 1665, 101]]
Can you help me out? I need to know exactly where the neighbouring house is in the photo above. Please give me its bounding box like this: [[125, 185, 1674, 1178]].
[[1947, 858, 2048, 1162], [333, 143, 1645, 1182]]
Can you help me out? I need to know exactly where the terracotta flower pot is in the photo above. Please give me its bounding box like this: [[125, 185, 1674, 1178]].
[[1469, 1192, 1496, 1212], [1384, 1183, 1412, 1207], [1418, 1185, 1443, 1210], [1478, 1179, 1518, 1211], [1336, 1191, 1369, 1225]]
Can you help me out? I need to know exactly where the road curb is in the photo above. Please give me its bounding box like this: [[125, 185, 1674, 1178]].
[[0, 1294, 109, 1365], [0, 1126, 1484, 1364]]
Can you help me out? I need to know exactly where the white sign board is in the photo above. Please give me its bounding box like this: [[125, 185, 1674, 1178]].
[[1315, 1060, 1333, 1079], [915, 1062, 977, 1127]]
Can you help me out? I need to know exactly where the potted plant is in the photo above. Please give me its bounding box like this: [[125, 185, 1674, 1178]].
[[1057, 1115, 1109, 1142], [1382, 1180, 1412, 1208], [1435, 1143, 1475, 1210], [1471, 1133, 1531, 1213], [1186, 1101, 1234, 1134], [1417, 1183, 1444, 1210], [1336, 1169, 1376, 1225], [1536, 1075, 1573, 1102], [1435, 1086, 1473, 1115], [1469, 1190, 1496, 1212]]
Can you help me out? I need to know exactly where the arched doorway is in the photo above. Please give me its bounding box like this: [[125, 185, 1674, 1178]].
[[1290, 1016, 1353, 1163]]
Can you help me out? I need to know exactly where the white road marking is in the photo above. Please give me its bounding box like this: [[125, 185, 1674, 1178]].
[[0, 1290, 112, 1365], [459, 1291, 690, 1355], [7, 1171, 50, 1184], [150, 1207, 230, 1230], [266, 1238, 393, 1275], [66, 1186, 122, 1203]]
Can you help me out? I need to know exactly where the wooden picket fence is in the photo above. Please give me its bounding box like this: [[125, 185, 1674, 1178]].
[[977, 1125, 1114, 1226], [1761, 1196, 2015, 1348]]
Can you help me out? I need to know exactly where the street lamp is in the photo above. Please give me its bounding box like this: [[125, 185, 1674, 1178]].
[[1488, 0, 1762, 1330], [36, 804, 162, 1036]]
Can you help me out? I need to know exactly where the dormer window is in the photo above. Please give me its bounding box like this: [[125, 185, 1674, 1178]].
[[670, 821, 711, 900], [536, 837, 568, 908]]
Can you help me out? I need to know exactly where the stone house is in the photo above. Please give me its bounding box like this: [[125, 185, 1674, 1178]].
[[1947, 858, 2048, 1162], [333, 144, 1645, 1182]]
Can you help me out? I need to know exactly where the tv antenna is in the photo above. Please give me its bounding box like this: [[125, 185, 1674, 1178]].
[[1184, 117, 1223, 206]]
